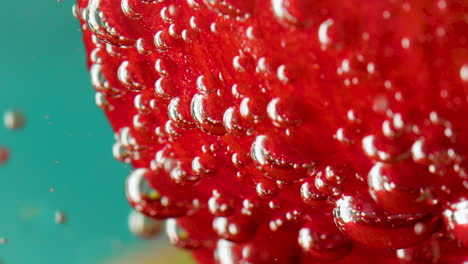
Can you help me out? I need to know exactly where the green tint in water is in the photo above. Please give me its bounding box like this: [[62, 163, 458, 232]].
[[0, 1, 144, 263]]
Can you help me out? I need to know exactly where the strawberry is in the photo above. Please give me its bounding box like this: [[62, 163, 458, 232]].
[[74, 0, 468, 263]]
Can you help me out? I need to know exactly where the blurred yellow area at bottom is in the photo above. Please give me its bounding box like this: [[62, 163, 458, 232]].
[[105, 244, 196, 264]]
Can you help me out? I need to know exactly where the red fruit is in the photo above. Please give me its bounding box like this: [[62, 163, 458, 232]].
[[74, 0, 468, 263]]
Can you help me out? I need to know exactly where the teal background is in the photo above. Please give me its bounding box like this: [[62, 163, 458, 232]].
[[0, 1, 144, 263]]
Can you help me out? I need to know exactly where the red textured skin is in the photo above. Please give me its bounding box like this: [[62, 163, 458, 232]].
[[75, 0, 468, 263]]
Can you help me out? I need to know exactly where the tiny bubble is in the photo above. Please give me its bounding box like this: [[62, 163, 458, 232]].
[[4, 110, 25, 130], [55, 210, 68, 224]]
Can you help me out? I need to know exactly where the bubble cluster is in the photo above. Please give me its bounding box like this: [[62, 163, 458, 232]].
[[74, 0, 468, 262]]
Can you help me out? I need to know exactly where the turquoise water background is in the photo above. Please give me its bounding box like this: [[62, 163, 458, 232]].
[[0, 1, 144, 263]]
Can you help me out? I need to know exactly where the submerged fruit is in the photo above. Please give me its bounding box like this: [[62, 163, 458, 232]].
[[75, 0, 467, 263]]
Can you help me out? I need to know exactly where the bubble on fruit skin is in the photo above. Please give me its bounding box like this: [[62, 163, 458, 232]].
[[196, 75, 218, 94], [90, 47, 103, 63], [443, 199, 468, 248], [368, 162, 438, 214], [72, 4, 80, 18], [0, 147, 10, 165], [95, 92, 113, 111], [135, 38, 152, 54], [232, 53, 255, 72], [272, 0, 316, 27], [160, 5, 180, 23], [190, 93, 227, 135], [239, 97, 267, 123], [133, 93, 151, 113], [334, 195, 441, 249], [153, 147, 176, 171], [362, 134, 411, 163], [203, 0, 253, 19], [154, 30, 173, 52], [125, 168, 188, 218], [208, 190, 235, 217], [152, 148, 200, 186], [231, 152, 249, 168], [298, 217, 352, 260], [251, 135, 313, 182], [166, 218, 206, 249], [117, 127, 138, 149], [255, 178, 278, 199], [396, 241, 441, 264], [300, 180, 328, 207], [155, 76, 177, 100], [318, 19, 334, 49], [168, 96, 196, 129], [133, 113, 155, 131], [223, 106, 254, 136], [169, 161, 200, 186], [154, 59, 169, 76], [164, 120, 183, 139], [192, 156, 216, 176], [460, 64, 468, 82], [84, 0, 134, 46], [241, 199, 258, 216], [121, 0, 143, 19], [215, 239, 238, 264], [4, 110, 26, 130], [117, 60, 145, 91], [410, 120, 459, 175], [90, 64, 110, 91], [213, 214, 256, 243], [314, 166, 345, 197], [266, 97, 302, 127], [128, 209, 162, 239]]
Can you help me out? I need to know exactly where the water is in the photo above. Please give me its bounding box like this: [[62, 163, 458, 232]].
[[0, 1, 144, 263]]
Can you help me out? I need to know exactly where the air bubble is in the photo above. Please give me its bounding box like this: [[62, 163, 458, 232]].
[[117, 61, 145, 91], [208, 191, 234, 217], [368, 162, 436, 214], [266, 97, 301, 127], [300, 179, 328, 207], [135, 38, 152, 54], [251, 135, 313, 182], [121, 0, 143, 19], [298, 216, 351, 260], [334, 194, 440, 249], [213, 214, 256, 243], [128, 209, 162, 238], [443, 199, 468, 248], [168, 96, 196, 129], [318, 19, 334, 49], [125, 168, 188, 218], [255, 178, 278, 199], [191, 93, 227, 135], [4, 110, 25, 130], [460, 64, 468, 82], [155, 77, 177, 99], [85, 0, 134, 46], [204, 0, 254, 18], [272, 0, 316, 27]]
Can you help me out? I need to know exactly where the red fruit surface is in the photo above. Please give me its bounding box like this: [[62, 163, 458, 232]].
[[74, 0, 468, 263]]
